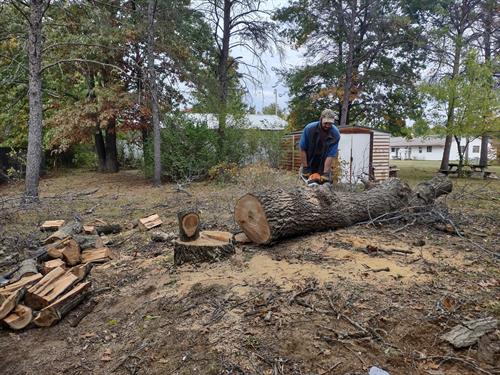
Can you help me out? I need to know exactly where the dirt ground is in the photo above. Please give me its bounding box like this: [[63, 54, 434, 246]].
[[0, 166, 498, 375]]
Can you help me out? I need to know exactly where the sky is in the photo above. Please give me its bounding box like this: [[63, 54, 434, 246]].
[[237, 0, 301, 112]]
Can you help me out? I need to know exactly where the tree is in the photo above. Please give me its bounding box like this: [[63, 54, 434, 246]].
[[262, 103, 285, 118], [421, 51, 499, 176], [195, 0, 279, 149], [276, 0, 426, 133], [407, 0, 481, 172], [146, 0, 161, 186]]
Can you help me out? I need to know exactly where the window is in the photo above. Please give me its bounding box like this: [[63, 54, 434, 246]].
[[391, 147, 395, 152], [473, 145, 480, 153], [418, 146, 422, 153], [427, 146, 432, 152]]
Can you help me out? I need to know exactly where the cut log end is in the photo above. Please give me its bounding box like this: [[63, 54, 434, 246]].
[[3, 304, 32, 330], [177, 210, 200, 241], [234, 194, 271, 244], [173, 231, 235, 265]]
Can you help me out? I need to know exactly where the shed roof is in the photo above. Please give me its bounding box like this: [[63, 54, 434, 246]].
[[179, 113, 287, 131], [390, 136, 446, 147]]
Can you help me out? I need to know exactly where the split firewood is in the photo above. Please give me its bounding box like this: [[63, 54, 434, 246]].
[[139, 214, 162, 231], [441, 317, 498, 348], [0, 273, 43, 296], [83, 225, 96, 235], [81, 247, 113, 264], [40, 220, 65, 231], [42, 259, 66, 275], [9, 259, 38, 283], [3, 304, 33, 330], [173, 231, 235, 265], [24, 264, 91, 311], [61, 239, 81, 266], [177, 210, 200, 241], [34, 281, 91, 327], [95, 224, 122, 235], [234, 175, 453, 244], [43, 220, 83, 245], [0, 288, 25, 319]]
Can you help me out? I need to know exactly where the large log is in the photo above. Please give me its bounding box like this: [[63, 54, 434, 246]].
[[234, 176, 452, 244]]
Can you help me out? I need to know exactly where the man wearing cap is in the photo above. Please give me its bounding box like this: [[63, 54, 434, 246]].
[[299, 109, 341, 183]]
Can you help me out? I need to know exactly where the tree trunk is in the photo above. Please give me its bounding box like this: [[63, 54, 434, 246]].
[[440, 32, 463, 172], [24, 0, 46, 201], [479, 1, 493, 168], [234, 175, 452, 244], [94, 127, 107, 172], [216, 0, 232, 148], [104, 119, 119, 173], [147, 0, 161, 186]]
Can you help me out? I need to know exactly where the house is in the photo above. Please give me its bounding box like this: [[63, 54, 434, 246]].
[[390, 136, 496, 162], [281, 126, 391, 183], [180, 113, 287, 131]]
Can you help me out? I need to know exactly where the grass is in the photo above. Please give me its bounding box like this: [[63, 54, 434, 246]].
[[392, 159, 500, 186]]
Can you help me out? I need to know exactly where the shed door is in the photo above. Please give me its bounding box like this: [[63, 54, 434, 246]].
[[338, 133, 371, 184]]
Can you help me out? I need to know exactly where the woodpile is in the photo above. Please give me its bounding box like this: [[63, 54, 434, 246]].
[[0, 219, 115, 329]]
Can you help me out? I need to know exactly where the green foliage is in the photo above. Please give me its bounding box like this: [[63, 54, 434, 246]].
[[71, 144, 97, 169], [275, 0, 426, 134], [144, 114, 219, 181], [420, 51, 499, 138]]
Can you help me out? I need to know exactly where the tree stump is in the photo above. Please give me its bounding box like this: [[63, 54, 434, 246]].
[[173, 231, 235, 265], [177, 209, 200, 242], [234, 175, 452, 244]]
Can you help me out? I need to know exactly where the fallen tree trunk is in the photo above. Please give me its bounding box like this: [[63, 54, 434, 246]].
[[234, 176, 452, 244]]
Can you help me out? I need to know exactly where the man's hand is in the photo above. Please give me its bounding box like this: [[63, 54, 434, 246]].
[[302, 166, 312, 179], [320, 172, 331, 184]]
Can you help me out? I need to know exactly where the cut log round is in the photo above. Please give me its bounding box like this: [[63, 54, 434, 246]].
[[174, 231, 235, 265], [3, 304, 32, 330], [234, 176, 452, 244], [177, 210, 200, 242], [0, 288, 25, 320]]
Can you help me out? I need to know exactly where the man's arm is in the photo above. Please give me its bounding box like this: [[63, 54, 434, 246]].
[[300, 149, 308, 168], [323, 156, 334, 173]]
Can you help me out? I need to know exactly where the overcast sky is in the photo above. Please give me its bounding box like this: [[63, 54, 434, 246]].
[[233, 0, 302, 113]]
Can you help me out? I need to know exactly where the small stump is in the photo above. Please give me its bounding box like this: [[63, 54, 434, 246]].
[[173, 231, 235, 266]]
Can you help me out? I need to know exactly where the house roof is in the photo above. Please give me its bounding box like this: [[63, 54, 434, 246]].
[[180, 113, 287, 131], [390, 136, 447, 147]]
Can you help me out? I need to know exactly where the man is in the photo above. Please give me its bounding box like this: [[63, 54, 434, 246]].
[[299, 109, 341, 183]]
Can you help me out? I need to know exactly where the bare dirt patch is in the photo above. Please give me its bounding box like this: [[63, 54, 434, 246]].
[[0, 168, 498, 375]]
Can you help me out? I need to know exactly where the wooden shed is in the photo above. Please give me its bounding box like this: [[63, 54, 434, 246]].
[[280, 126, 391, 183]]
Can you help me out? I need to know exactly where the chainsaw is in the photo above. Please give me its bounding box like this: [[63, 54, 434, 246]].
[[299, 167, 331, 187]]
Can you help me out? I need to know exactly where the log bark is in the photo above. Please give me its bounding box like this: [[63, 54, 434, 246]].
[[43, 219, 83, 244], [177, 209, 200, 242], [441, 317, 498, 349], [234, 176, 452, 244], [10, 259, 38, 283], [174, 231, 235, 265], [95, 224, 121, 235]]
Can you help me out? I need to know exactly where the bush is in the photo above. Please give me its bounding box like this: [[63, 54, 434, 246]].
[[144, 115, 219, 181], [144, 113, 285, 182]]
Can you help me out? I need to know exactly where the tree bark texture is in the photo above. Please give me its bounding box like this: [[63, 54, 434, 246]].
[[174, 234, 235, 266], [216, 0, 231, 145], [235, 176, 452, 245], [104, 119, 119, 173], [147, 0, 161, 186], [24, 0, 46, 200]]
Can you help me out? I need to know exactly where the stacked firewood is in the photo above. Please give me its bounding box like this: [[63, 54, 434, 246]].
[[0, 219, 114, 329]]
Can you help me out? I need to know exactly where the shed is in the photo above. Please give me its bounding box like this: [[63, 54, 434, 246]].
[[280, 126, 391, 183]]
